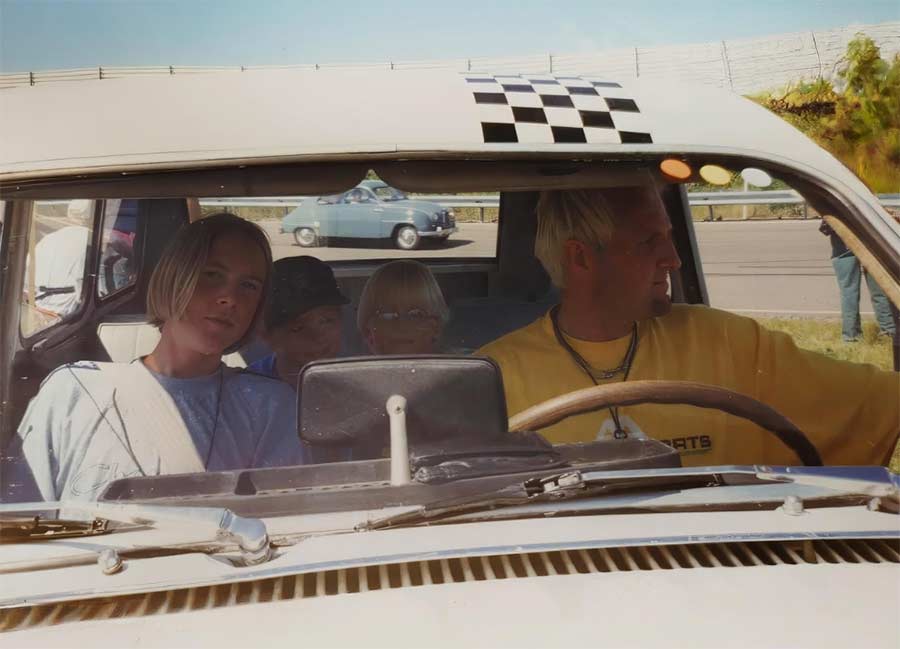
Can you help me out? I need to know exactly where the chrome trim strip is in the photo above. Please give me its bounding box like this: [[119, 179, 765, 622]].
[[418, 227, 457, 237], [3, 529, 897, 609]]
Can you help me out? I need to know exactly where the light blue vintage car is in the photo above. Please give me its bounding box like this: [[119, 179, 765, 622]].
[[281, 180, 457, 250]]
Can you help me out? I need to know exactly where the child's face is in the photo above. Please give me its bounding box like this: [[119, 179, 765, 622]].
[[365, 303, 441, 355], [267, 305, 343, 376]]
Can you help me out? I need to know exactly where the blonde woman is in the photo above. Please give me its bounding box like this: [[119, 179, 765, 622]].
[[357, 260, 448, 355], [4, 213, 306, 503]]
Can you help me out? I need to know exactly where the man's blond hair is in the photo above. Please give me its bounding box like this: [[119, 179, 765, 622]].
[[146, 212, 273, 353], [357, 260, 448, 333], [534, 189, 618, 288]]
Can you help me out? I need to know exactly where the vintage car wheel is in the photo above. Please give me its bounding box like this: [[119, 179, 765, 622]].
[[508, 380, 823, 466], [294, 227, 318, 247], [394, 226, 420, 250]]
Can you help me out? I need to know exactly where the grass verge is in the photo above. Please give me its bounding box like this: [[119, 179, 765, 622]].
[[756, 317, 894, 371]]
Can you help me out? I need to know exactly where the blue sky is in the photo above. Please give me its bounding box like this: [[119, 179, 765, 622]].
[[1, 0, 897, 72]]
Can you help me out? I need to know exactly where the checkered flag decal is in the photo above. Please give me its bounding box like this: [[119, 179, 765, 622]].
[[464, 74, 652, 145]]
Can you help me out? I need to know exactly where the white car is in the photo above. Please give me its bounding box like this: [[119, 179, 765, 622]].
[[0, 69, 898, 648]]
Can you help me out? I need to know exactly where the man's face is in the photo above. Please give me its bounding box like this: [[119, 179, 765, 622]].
[[587, 189, 682, 322], [267, 305, 343, 375], [165, 233, 266, 357]]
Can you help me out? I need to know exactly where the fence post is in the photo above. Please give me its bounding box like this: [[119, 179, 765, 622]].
[[634, 48, 640, 77], [742, 180, 748, 220], [467, 59, 471, 72], [29, 71, 35, 86], [810, 31, 823, 79], [98, 66, 104, 80], [720, 41, 734, 91], [548, 54, 553, 74]]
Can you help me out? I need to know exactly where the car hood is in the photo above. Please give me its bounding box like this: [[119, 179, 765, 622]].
[[2, 500, 897, 605], [6, 563, 898, 648]]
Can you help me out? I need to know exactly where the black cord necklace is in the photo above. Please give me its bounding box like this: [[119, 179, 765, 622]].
[[550, 304, 639, 439], [203, 364, 225, 470]]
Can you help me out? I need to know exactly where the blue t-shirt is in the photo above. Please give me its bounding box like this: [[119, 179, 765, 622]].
[[245, 353, 358, 464], [2, 360, 308, 502], [247, 353, 278, 379]]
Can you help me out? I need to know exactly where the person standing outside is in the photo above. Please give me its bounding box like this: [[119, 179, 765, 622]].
[[819, 220, 895, 341]]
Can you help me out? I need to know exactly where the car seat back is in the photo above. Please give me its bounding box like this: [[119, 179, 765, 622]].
[[97, 317, 247, 367]]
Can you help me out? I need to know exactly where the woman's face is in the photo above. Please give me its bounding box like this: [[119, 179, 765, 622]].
[[365, 303, 441, 355], [164, 233, 267, 357]]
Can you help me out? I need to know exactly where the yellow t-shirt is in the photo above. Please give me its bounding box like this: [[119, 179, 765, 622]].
[[476, 304, 900, 467]]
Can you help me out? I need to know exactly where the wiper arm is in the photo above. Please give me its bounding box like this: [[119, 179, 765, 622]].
[[0, 516, 109, 542], [358, 465, 900, 531], [0, 501, 272, 566], [358, 469, 723, 531]]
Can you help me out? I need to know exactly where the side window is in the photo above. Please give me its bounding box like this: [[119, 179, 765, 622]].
[[687, 163, 894, 371], [21, 200, 96, 337], [97, 199, 139, 299], [343, 189, 365, 204]]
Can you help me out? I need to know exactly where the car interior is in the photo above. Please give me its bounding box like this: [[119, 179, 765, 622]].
[[1, 156, 897, 475]]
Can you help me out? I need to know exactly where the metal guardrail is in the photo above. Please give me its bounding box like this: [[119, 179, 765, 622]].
[[200, 191, 900, 222]]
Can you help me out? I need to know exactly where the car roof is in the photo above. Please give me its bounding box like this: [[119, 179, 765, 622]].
[[358, 180, 388, 190], [0, 68, 875, 199]]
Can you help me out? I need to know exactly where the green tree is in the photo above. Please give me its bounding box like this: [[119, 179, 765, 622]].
[[755, 34, 900, 192]]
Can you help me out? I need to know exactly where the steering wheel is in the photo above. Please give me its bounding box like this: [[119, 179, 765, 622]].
[[508, 380, 823, 466]]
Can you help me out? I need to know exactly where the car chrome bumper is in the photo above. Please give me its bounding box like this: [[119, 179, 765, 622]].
[[418, 227, 457, 237]]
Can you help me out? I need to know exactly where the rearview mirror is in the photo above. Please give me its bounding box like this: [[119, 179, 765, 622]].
[[297, 356, 509, 456]]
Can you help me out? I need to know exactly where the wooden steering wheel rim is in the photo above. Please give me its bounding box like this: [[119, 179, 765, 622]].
[[508, 380, 823, 466]]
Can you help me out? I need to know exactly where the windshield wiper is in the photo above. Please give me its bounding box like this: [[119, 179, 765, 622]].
[[358, 465, 900, 531], [0, 516, 110, 542], [0, 501, 272, 567], [358, 469, 726, 531]]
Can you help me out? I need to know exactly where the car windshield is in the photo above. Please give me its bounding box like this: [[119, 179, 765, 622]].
[[2, 155, 897, 520]]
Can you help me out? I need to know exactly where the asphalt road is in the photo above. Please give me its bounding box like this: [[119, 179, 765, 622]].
[[265, 219, 871, 317]]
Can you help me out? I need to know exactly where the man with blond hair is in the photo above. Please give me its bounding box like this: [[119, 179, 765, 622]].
[[477, 184, 899, 467]]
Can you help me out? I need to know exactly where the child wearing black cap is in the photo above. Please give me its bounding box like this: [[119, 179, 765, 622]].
[[249, 256, 349, 386]]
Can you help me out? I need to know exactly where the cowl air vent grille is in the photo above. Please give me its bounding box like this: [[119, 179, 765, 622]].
[[2, 538, 898, 633]]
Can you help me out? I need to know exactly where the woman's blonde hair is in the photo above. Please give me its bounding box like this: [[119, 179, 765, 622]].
[[146, 212, 273, 353], [356, 260, 449, 333]]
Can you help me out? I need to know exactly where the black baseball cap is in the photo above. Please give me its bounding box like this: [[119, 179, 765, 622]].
[[266, 256, 349, 330]]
